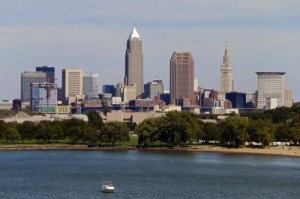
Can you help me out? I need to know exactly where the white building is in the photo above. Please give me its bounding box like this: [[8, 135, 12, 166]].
[[62, 68, 83, 105], [220, 45, 233, 93], [284, 90, 293, 107], [256, 72, 285, 109]]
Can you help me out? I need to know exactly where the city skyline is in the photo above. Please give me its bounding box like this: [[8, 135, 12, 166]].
[[1, 1, 299, 101]]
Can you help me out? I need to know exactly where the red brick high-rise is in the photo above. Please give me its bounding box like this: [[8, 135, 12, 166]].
[[170, 52, 194, 106]]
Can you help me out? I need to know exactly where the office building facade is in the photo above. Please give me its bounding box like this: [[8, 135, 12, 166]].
[[144, 79, 164, 100], [256, 72, 285, 109], [21, 71, 46, 102], [83, 73, 99, 100], [36, 66, 55, 83], [226, 92, 246, 108], [62, 68, 83, 105], [103, 85, 116, 97], [30, 82, 57, 113], [170, 52, 194, 105], [124, 27, 144, 97], [220, 45, 233, 93]]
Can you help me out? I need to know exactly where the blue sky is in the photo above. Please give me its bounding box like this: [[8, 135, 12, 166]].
[[1, 0, 300, 101]]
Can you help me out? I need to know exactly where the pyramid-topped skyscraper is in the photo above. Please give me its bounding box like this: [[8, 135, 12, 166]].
[[124, 27, 144, 97]]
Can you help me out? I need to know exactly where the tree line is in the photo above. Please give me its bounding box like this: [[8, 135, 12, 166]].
[[1, 103, 300, 148], [0, 111, 130, 147], [135, 104, 300, 148]]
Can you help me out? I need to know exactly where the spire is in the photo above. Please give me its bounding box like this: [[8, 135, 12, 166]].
[[223, 44, 231, 66], [129, 27, 141, 40]]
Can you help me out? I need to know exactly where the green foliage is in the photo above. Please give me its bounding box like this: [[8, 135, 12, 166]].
[[135, 117, 162, 146], [202, 122, 221, 143], [135, 111, 204, 147], [3, 127, 20, 143], [247, 119, 275, 147], [87, 110, 104, 130], [17, 121, 36, 141], [220, 116, 249, 148], [101, 121, 129, 146]]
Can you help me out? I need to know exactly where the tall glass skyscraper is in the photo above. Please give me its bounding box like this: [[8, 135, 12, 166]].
[[83, 73, 99, 100], [36, 66, 55, 83], [124, 27, 144, 97], [21, 71, 46, 102], [30, 82, 57, 113]]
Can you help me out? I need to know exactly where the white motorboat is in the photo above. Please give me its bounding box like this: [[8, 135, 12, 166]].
[[101, 181, 115, 193]]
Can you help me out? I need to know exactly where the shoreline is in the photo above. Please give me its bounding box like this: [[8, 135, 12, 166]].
[[0, 144, 299, 158]]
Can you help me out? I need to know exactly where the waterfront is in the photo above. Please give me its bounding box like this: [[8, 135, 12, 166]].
[[0, 150, 300, 199]]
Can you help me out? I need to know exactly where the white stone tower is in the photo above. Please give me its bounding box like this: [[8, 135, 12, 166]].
[[220, 45, 233, 93]]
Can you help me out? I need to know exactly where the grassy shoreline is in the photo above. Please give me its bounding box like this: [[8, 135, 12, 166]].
[[0, 144, 300, 158]]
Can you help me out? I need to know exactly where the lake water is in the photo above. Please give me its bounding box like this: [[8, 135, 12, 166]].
[[0, 150, 300, 199]]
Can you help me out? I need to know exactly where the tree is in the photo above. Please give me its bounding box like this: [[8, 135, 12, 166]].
[[267, 107, 294, 124], [100, 121, 129, 146], [159, 111, 201, 146], [3, 127, 21, 143], [247, 119, 275, 147], [202, 122, 221, 143], [135, 117, 162, 146], [87, 110, 104, 130], [274, 123, 290, 142], [62, 118, 88, 144], [0, 120, 9, 139], [220, 116, 249, 148], [81, 125, 98, 147], [17, 121, 36, 142]]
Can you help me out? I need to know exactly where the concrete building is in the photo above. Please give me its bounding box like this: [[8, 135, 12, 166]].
[[124, 27, 144, 97], [144, 79, 164, 99], [265, 98, 278, 110], [62, 68, 83, 105], [200, 89, 219, 108], [107, 110, 163, 124], [30, 82, 57, 113], [256, 72, 285, 109], [121, 84, 137, 104], [220, 45, 233, 94], [170, 52, 194, 105], [21, 71, 46, 102], [83, 73, 99, 100], [0, 100, 12, 110], [194, 78, 199, 92], [36, 66, 55, 83], [284, 90, 293, 107]]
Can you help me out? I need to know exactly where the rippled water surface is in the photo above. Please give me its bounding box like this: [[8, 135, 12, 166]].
[[0, 150, 300, 199]]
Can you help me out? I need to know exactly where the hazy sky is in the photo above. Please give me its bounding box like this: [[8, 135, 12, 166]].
[[1, 0, 299, 101]]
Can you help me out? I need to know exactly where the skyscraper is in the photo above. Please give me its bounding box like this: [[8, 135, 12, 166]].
[[144, 79, 164, 100], [21, 71, 46, 102], [220, 45, 233, 93], [36, 66, 55, 83], [30, 82, 57, 113], [256, 72, 285, 109], [83, 73, 99, 100], [170, 52, 194, 105], [124, 27, 144, 97], [62, 68, 83, 105]]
